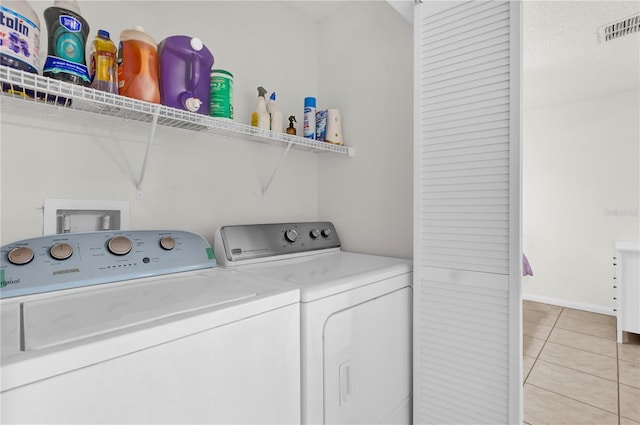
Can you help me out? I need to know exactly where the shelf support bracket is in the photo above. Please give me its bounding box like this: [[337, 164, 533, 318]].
[[136, 104, 161, 198], [262, 141, 293, 196]]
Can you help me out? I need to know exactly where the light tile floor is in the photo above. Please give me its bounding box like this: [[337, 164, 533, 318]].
[[523, 300, 640, 425]]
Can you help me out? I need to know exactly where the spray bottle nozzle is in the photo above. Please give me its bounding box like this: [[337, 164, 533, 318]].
[[270, 92, 277, 101], [257, 86, 267, 98]]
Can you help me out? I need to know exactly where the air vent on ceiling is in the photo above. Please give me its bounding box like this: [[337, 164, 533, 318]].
[[598, 13, 640, 43]]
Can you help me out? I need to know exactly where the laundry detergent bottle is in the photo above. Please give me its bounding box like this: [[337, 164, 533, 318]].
[[0, 0, 40, 73], [0, 0, 41, 97], [43, 0, 91, 86], [117, 25, 160, 103], [158, 35, 214, 114]]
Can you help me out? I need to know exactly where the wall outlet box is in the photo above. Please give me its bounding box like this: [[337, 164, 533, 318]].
[[43, 199, 130, 235]]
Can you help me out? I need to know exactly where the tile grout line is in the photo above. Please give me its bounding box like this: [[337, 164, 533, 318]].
[[525, 382, 622, 418], [533, 357, 619, 385], [523, 306, 564, 384]]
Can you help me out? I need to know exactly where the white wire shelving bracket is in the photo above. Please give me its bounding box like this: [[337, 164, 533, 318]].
[[0, 66, 355, 196]]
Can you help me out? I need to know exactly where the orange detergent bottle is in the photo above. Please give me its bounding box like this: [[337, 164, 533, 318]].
[[117, 25, 160, 103]]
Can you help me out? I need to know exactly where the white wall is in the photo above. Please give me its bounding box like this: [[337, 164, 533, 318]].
[[317, 1, 414, 259], [1, 1, 414, 260], [522, 89, 640, 311], [1, 1, 323, 246]]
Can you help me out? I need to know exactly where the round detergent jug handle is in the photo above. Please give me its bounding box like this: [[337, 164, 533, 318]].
[[188, 52, 200, 92]]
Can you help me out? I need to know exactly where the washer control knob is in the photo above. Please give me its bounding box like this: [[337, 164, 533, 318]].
[[310, 229, 320, 239], [321, 228, 332, 238], [7, 247, 34, 265], [160, 237, 176, 251], [50, 243, 73, 260], [108, 236, 132, 256], [285, 229, 298, 243]]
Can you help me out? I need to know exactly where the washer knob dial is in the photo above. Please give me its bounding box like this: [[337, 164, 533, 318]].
[[160, 237, 176, 250], [284, 229, 298, 243], [50, 243, 73, 260], [310, 229, 320, 239], [321, 228, 332, 238], [7, 246, 34, 265], [108, 236, 132, 256]]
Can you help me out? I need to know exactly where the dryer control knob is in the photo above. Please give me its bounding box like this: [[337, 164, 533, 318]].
[[7, 246, 34, 265], [108, 236, 132, 256], [321, 228, 332, 238], [310, 229, 320, 239], [285, 229, 298, 243], [160, 237, 176, 251], [50, 243, 73, 260]]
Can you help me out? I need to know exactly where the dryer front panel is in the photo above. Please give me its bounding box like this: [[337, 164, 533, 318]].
[[323, 287, 412, 424]]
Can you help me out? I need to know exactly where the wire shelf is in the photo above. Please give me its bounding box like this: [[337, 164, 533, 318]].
[[0, 66, 354, 156]]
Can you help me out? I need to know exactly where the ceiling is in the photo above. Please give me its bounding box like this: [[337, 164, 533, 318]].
[[283, 0, 640, 109], [523, 0, 640, 108]]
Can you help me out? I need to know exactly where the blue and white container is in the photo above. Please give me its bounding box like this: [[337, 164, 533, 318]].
[[303, 97, 316, 139], [0, 0, 41, 74]]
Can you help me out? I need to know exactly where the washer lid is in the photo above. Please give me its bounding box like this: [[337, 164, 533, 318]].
[[21, 272, 257, 351], [233, 251, 412, 302]]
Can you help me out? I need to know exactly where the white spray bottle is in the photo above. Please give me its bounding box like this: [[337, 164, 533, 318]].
[[267, 92, 283, 133], [251, 86, 270, 129]]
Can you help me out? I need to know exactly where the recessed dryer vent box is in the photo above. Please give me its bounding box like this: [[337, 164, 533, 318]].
[[43, 199, 130, 235]]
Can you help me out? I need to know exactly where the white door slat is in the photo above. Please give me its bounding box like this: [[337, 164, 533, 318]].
[[422, 33, 510, 67], [422, 45, 509, 75], [423, 111, 510, 133], [421, 71, 510, 99], [422, 227, 509, 238], [421, 0, 508, 29], [421, 82, 510, 108], [421, 120, 509, 140], [423, 58, 510, 89], [424, 100, 509, 124]]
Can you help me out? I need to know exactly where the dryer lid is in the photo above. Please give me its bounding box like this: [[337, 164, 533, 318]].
[[233, 251, 412, 302]]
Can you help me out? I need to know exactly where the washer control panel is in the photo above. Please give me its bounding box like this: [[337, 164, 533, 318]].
[[0, 230, 216, 299], [215, 222, 340, 265]]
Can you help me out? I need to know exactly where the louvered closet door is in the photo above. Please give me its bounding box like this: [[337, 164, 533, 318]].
[[413, 1, 522, 424]]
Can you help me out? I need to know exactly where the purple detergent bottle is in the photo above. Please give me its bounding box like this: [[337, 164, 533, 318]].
[[158, 36, 214, 115]]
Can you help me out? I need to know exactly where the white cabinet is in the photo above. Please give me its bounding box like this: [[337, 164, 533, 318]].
[[614, 241, 640, 343]]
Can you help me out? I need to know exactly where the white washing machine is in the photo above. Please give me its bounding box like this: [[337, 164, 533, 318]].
[[1, 230, 300, 424], [214, 222, 413, 425]]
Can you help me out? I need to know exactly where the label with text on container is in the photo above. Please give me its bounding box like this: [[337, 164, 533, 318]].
[[210, 69, 233, 119]]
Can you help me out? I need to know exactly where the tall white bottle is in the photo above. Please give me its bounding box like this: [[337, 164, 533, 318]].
[[251, 86, 270, 129], [267, 92, 283, 133]]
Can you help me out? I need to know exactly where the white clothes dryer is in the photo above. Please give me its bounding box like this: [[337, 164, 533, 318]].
[[1, 230, 300, 424], [215, 222, 413, 425]]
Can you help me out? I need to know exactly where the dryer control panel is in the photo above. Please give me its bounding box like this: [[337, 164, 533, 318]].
[[0, 230, 216, 298], [215, 222, 340, 266]]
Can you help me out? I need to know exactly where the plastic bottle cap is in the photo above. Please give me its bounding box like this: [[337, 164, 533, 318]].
[[270, 92, 277, 101], [304, 97, 316, 108], [98, 29, 110, 39], [185, 97, 202, 112], [190, 38, 203, 51], [54, 0, 81, 14]]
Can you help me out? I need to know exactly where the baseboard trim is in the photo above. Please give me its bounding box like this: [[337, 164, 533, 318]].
[[522, 293, 615, 316]]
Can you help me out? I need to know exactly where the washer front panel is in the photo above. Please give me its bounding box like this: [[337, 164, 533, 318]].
[[0, 230, 216, 298]]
